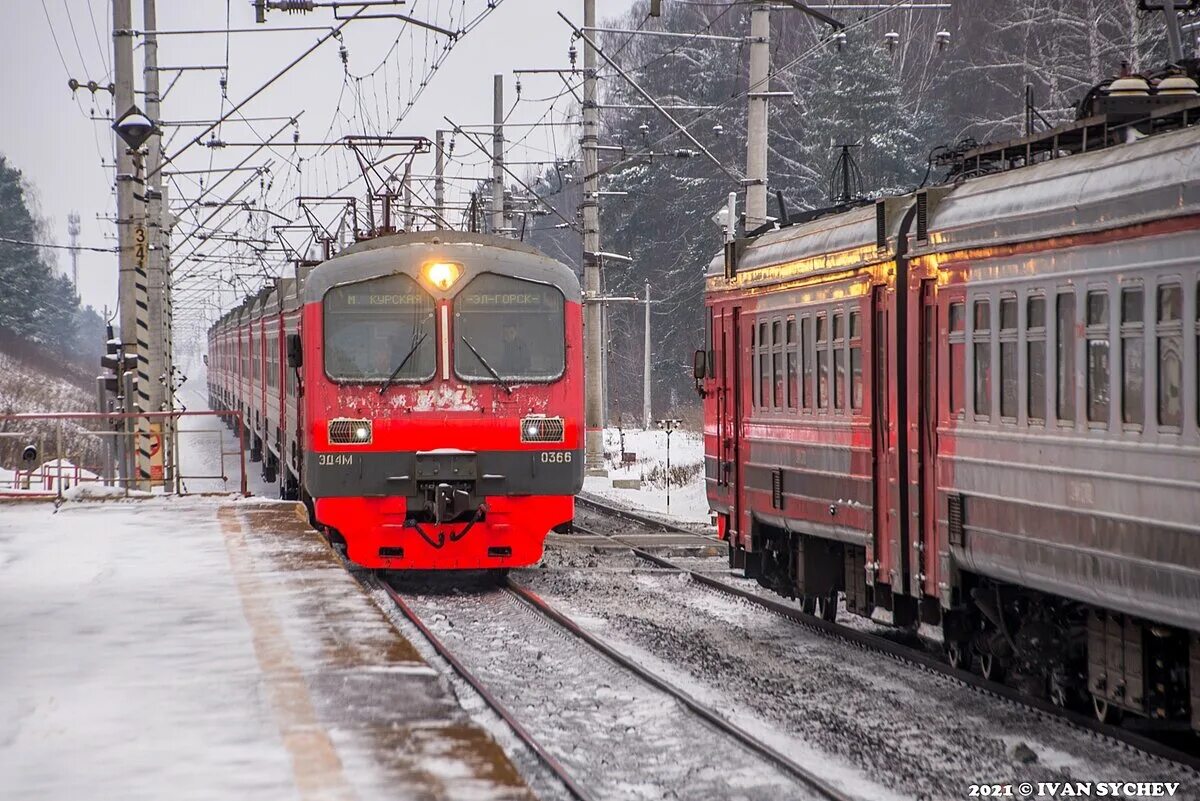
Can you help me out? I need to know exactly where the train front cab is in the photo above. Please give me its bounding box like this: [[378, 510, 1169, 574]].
[[298, 234, 584, 570]]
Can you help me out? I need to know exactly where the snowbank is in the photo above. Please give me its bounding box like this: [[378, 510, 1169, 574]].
[[583, 427, 711, 524]]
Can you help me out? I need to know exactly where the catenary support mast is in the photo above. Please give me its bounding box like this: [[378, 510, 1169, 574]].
[[112, 0, 144, 485], [492, 74, 505, 235], [744, 0, 771, 229], [643, 280, 651, 430], [143, 0, 171, 486], [582, 0, 606, 475]]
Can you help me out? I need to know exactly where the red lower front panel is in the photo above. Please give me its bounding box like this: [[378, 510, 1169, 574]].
[[315, 494, 574, 570]]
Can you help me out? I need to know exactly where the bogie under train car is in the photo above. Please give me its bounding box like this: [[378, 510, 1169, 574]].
[[699, 77, 1200, 730], [208, 232, 584, 570]]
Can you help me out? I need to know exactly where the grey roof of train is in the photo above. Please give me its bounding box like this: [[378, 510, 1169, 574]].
[[209, 232, 579, 334], [706, 123, 1200, 280], [303, 231, 581, 303]]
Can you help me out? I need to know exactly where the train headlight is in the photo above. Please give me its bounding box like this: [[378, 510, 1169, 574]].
[[328, 418, 372, 445], [521, 415, 565, 443], [423, 261, 463, 291]]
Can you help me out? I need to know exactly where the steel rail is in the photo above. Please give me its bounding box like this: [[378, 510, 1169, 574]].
[[572, 515, 1200, 772], [575, 493, 712, 537], [379, 581, 598, 801], [504, 577, 856, 801]]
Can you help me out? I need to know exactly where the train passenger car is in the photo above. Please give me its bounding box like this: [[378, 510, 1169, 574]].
[[208, 231, 584, 572], [699, 84, 1200, 729]]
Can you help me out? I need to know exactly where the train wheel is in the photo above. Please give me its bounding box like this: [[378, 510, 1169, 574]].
[[812, 591, 838, 623], [945, 641, 969, 670], [979, 652, 1006, 683], [1092, 696, 1123, 726]]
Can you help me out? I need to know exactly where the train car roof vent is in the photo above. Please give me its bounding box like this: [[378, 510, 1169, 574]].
[[1157, 73, 1199, 96], [875, 201, 887, 251], [916, 192, 929, 242]]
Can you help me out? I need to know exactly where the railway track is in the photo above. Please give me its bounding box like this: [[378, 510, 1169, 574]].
[[379, 573, 858, 801], [572, 496, 1200, 773]]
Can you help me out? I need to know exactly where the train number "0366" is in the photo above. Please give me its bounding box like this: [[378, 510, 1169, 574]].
[[539, 451, 573, 463]]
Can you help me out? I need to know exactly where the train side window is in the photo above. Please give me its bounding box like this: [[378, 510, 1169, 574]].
[[1086, 289, 1110, 426], [1120, 285, 1144, 427], [801, 316, 813, 411], [849, 311, 863, 410], [1027, 294, 1046, 424], [772, 319, 784, 409], [948, 301, 965, 417], [816, 314, 829, 409], [1157, 283, 1183, 428], [1056, 292, 1076, 424], [973, 299, 992, 419], [753, 322, 763, 408], [786, 317, 797, 409], [833, 312, 845, 410], [999, 295, 1017, 420]]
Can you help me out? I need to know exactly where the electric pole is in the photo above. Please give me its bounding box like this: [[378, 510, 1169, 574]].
[[492, 74, 505, 235], [112, 0, 145, 487], [745, 0, 771, 229], [582, 0, 606, 475], [67, 212, 81, 287], [143, 0, 170, 486], [643, 280, 651, 431], [434, 129, 446, 228]]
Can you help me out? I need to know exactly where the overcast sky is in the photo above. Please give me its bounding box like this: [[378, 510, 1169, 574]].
[[2, 1, 638, 327]]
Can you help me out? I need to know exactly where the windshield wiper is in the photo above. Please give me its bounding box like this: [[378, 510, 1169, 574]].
[[378, 332, 428, 395], [460, 334, 513, 395]]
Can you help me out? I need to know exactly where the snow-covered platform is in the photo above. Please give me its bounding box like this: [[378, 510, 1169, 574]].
[[0, 496, 533, 801]]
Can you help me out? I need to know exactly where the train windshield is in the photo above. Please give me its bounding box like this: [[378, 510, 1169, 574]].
[[323, 273, 436, 383], [454, 273, 565, 382]]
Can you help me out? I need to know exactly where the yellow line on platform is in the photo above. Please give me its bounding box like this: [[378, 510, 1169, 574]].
[[218, 506, 356, 801]]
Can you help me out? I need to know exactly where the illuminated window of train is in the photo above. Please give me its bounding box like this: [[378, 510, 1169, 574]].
[[1086, 289, 1110, 426], [323, 273, 436, 383], [454, 273, 566, 382], [1120, 286, 1144, 427], [1027, 295, 1046, 424], [786, 317, 797, 410], [949, 301, 965, 417], [1156, 283, 1183, 428], [772, 319, 784, 408], [833, 312, 846, 411], [850, 311, 863, 411], [801, 316, 813, 410], [973, 299, 992, 419], [1056, 292, 1076, 424], [816, 314, 829, 409], [999, 296, 1018, 420]]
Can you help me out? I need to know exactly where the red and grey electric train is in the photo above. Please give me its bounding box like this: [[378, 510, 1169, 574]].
[[207, 232, 584, 570], [698, 73, 1200, 730]]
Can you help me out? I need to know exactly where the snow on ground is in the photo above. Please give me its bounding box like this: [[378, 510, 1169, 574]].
[[0, 497, 536, 801], [583, 426, 711, 524]]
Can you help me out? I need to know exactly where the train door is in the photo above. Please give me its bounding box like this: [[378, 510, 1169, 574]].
[[915, 278, 938, 599], [870, 286, 891, 595], [717, 306, 743, 543]]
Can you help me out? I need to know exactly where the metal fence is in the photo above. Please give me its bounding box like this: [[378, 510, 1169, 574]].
[[0, 410, 249, 499]]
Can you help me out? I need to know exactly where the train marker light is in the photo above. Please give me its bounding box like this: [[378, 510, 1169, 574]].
[[423, 261, 463, 291]]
